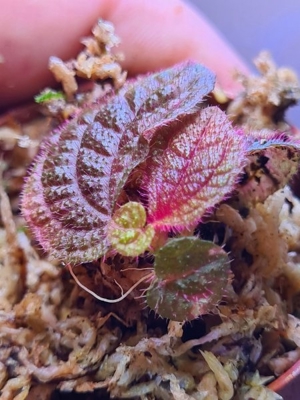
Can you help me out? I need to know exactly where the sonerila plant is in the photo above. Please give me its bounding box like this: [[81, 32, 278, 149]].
[[22, 62, 300, 321]]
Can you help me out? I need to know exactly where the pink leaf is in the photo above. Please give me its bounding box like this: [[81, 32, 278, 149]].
[[145, 106, 247, 230], [22, 62, 214, 263]]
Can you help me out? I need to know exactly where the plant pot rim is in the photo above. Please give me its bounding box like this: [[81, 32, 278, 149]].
[[268, 359, 300, 393]]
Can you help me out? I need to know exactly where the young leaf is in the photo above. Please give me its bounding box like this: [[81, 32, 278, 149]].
[[22, 62, 214, 263], [147, 237, 231, 321], [107, 202, 155, 257], [35, 89, 65, 103], [145, 106, 246, 230]]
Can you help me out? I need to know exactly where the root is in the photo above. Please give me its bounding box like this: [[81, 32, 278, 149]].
[[67, 264, 153, 303]]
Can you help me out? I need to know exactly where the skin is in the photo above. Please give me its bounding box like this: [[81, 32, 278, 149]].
[[0, 0, 249, 108]]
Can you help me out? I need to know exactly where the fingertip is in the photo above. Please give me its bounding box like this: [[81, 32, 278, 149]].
[[0, 0, 249, 107], [103, 0, 250, 96], [0, 0, 111, 107]]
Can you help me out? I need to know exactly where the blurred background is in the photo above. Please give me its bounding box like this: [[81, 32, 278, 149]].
[[189, 0, 300, 126]]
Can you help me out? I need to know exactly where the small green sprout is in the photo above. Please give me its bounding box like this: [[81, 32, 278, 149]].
[[34, 89, 65, 104]]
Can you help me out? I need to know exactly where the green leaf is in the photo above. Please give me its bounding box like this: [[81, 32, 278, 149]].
[[107, 202, 155, 256], [147, 237, 231, 321], [34, 89, 65, 103]]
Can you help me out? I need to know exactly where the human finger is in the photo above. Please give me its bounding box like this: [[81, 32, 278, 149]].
[[0, 0, 249, 108]]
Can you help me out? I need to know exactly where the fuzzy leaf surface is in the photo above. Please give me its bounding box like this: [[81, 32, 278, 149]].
[[147, 237, 231, 321], [22, 62, 214, 263], [107, 202, 155, 257], [246, 134, 300, 153], [121, 61, 215, 140], [145, 106, 246, 229]]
